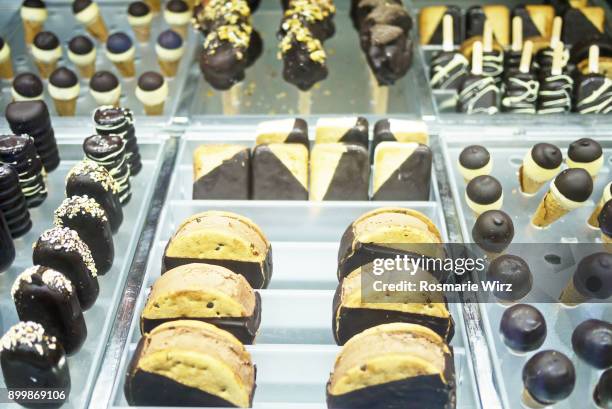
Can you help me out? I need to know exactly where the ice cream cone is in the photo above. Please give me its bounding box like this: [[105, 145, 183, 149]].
[[158, 58, 180, 77], [521, 388, 547, 409], [76, 62, 95, 79], [53, 98, 77, 116], [602, 233, 612, 252], [519, 165, 545, 194], [559, 279, 589, 306], [531, 190, 572, 228], [113, 60, 136, 78], [132, 24, 151, 43], [143, 102, 164, 115], [146, 0, 161, 13], [589, 198, 605, 227], [0, 59, 13, 80], [85, 14, 109, 42], [34, 59, 57, 79], [23, 20, 44, 47], [171, 24, 188, 38]]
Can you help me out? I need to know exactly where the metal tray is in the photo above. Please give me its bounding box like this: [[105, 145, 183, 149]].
[[0, 125, 167, 409], [440, 128, 612, 409]]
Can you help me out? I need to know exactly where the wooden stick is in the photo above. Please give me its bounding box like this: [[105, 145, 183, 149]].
[[472, 41, 483, 75], [551, 41, 564, 76], [373, 85, 389, 114], [442, 14, 454, 52], [483, 20, 493, 53], [550, 16, 562, 49], [511, 16, 523, 52], [588, 45, 600, 74], [298, 90, 311, 115], [519, 40, 533, 74], [222, 84, 240, 115]]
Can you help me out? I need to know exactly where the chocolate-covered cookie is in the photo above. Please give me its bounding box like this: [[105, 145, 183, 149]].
[[255, 118, 309, 147], [192, 144, 250, 200], [315, 117, 369, 149], [252, 143, 308, 200], [93, 106, 141, 175], [0, 135, 47, 208], [500, 304, 546, 352], [310, 143, 369, 201], [0, 163, 31, 238], [84, 134, 131, 204]]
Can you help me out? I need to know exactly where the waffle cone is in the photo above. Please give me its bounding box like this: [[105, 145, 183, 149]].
[[531, 191, 571, 228], [559, 279, 589, 305], [146, 0, 161, 13], [158, 58, 179, 77], [521, 388, 547, 409], [143, 102, 164, 115], [85, 14, 109, 42], [603, 233, 612, 252], [588, 198, 605, 227], [0, 59, 14, 79], [132, 24, 151, 43], [23, 20, 44, 46], [53, 98, 77, 116], [35, 59, 58, 79], [76, 62, 95, 79], [519, 165, 545, 194], [113, 59, 135, 78]]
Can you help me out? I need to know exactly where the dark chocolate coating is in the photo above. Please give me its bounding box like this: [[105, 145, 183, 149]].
[[568, 138, 603, 163], [137, 71, 164, 91], [141, 292, 262, 344], [93, 106, 141, 175], [465, 6, 487, 40], [276, 118, 309, 146], [487, 255, 532, 302], [0, 163, 32, 238], [531, 143, 562, 169], [472, 210, 514, 254], [157, 29, 182, 49], [320, 144, 370, 201], [83, 135, 130, 206], [499, 304, 546, 352], [193, 149, 250, 200], [360, 3, 412, 40], [537, 70, 573, 114], [279, 1, 335, 42], [68, 35, 94, 55], [333, 117, 369, 148], [594, 369, 612, 409], [599, 200, 612, 237], [22, 0, 46, 8], [570, 34, 612, 69], [457, 74, 499, 114], [553, 168, 593, 202], [419, 5, 462, 45], [72, 0, 93, 14], [128, 1, 150, 17], [200, 41, 249, 91], [562, 8, 603, 46], [13, 266, 88, 355], [482, 50, 504, 83], [49, 67, 78, 88], [54, 196, 114, 275], [572, 252, 612, 301], [429, 50, 469, 90], [281, 39, 329, 91], [0, 135, 47, 208], [466, 175, 502, 205], [512, 6, 545, 39], [363, 24, 412, 86], [522, 350, 576, 405], [501, 70, 538, 114], [0, 37, 4, 50], [0, 322, 70, 409], [165, 0, 188, 12], [106, 32, 133, 54], [572, 319, 612, 369], [574, 74, 612, 114], [0, 212, 15, 272], [503, 49, 522, 72], [89, 71, 119, 92], [12, 72, 44, 98], [33, 31, 59, 50], [459, 145, 490, 170], [252, 145, 308, 200]]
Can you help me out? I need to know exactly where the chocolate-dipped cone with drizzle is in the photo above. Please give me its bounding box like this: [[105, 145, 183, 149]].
[[519, 142, 562, 195], [429, 14, 468, 92], [501, 40, 538, 114], [574, 45, 612, 114], [458, 41, 499, 114]]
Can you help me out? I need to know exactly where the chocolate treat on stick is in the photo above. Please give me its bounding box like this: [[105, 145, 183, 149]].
[[504, 16, 523, 72], [501, 41, 539, 113], [457, 41, 499, 114], [574, 45, 612, 114], [481, 20, 504, 84], [534, 16, 568, 75], [537, 42, 573, 114], [429, 15, 468, 91]]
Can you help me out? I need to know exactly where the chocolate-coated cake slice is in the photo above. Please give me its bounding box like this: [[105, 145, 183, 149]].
[[310, 143, 369, 201], [192, 144, 250, 200], [252, 143, 308, 200]]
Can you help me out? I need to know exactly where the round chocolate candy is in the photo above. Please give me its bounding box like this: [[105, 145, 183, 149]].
[[571, 319, 612, 369], [500, 304, 546, 352]]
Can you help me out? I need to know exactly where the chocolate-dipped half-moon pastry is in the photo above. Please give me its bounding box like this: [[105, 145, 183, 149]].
[[20, 0, 48, 47], [333, 266, 454, 345], [500, 304, 546, 353], [372, 142, 432, 201], [315, 117, 369, 149], [465, 175, 503, 216], [418, 5, 462, 45], [0, 164, 32, 238], [562, 7, 605, 47], [65, 160, 123, 234], [192, 144, 250, 200], [337, 207, 444, 280], [5, 100, 60, 172], [0, 322, 70, 407], [522, 350, 575, 408], [141, 263, 262, 344], [326, 323, 455, 409], [600, 200, 612, 250], [128, 1, 153, 43], [373, 119, 429, 153], [72, 0, 109, 42], [0, 135, 47, 208], [0, 213, 15, 272], [511, 5, 555, 46], [89, 71, 122, 107], [465, 5, 510, 47], [532, 168, 593, 228], [472, 210, 514, 260], [589, 182, 612, 228], [594, 369, 612, 409], [68, 35, 96, 79], [84, 134, 131, 205], [279, 0, 336, 43], [567, 138, 603, 178], [309, 143, 369, 201], [12, 266, 87, 355], [519, 142, 562, 195], [32, 226, 99, 310], [93, 106, 141, 175], [255, 118, 309, 147], [559, 252, 612, 305], [54, 195, 113, 275], [458, 145, 492, 182], [163, 211, 272, 289], [11, 72, 44, 102], [487, 255, 532, 303], [124, 320, 256, 407], [49, 67, 80, 117], [31, 31, 61, 79], [571, 319, 612, 369], [252, 143, 308, 200], [135, 71, 169, 116]]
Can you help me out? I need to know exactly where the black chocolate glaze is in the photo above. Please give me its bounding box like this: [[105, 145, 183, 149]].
[[568, 138, 603, 163], [500, 304, 546, 352], [33, 31, 59, 50], [68, 35, 94, 55], [22, 0, 46, 8], [572, 319, 612, 369], [252, 145, 308, 200], [12, 72, 44, 98], [599, 200, 612, 237], [572, 252, 612, 300], [286, 118, 309, 146], [89, 71, 119, 92], [322, 144, 370, 201], [422, 5, 462, 45], [430, 50, 469, 90], [594, 369, 612, 409], [457, 74, 500, 114], [128, 1, 150, 17], [83, 133, 123, 156], [72, 0, 93, 14], [553, 168, 593, 202], [137, 71, 164, 91], [0, 163, 32, 239], [165, 0, 188, 13], [562, 8, 603, 46], [574, 73, 612, 114], [49, 67, 78, 88], [0, 213, 15, 271], [512, 6, 544, 39], [200, 41, 248, 91], [472, 210, 514, 253], [363, 24, 412, 86], [281, 39, 329, 91], [193, 149, 250, 200], [459, 145, 490, 170], [522, 350, 576, 405], [487, 255, 532, 302], [530, 143, 562, 169], [501, 70, 538, 113], [0, 37, 4, 50], [466, 175, 502, 204]]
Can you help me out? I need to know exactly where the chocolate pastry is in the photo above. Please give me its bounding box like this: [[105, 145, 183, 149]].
[[511, 5, 555, 43], [0, 213, 14, 272], [65, 160, 123, 234], [560, 252, 612, 304], [11, 72, 44, 101], [333, 266, 454, 344], [54, 195, 114, 275], [326, 323, 455, 409], [337, 208, 444, 280], [575, 72, 612, 114], [124, 321, 256, 407], [430, 50, 469, 91], [252, 143, 308, 200], [457, 74, 499, 114], [500, 304, 546, 352], [519, 142, 562, 194], [465, 175, 503, 215], [279, 0, 335, 42], [93, 106, 141, 175], [372, 119, 429, 158], [465, 5, 510, 46], [372, 142, 432, 201], [362, 23, 413, 86], [5, 100, 60, 172], [309, 143, 369, 201], [192, 144, 250, 200], [537, 68, 573, 114], [84, 134, 131, 204], [315, 117, 369, 148], [0, 164, 31, 238], [0, 322, 70, 407], [472, 210, 514, 255], [501, 42, 538, 114], [567, 138, 603, 177], [12, 266, 87, 355], [562, 7, 605, 46], [572, 319, 612, 369], [487, 255, 532, 302], [32, 226, 99, 310], [255, 118, 309, 147], [522, 350, 575, 407], [0, 135, 47, 208], [594, 369, 612, 409], [458, 145, 492, 181], [141, 263, 262, 344], [418, 5, 462, 45], [163, 211, 272, 289], [570, 35, 612, 77]]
